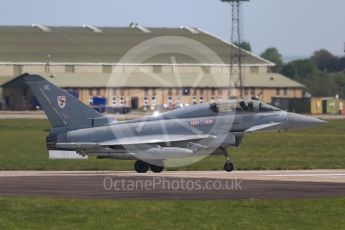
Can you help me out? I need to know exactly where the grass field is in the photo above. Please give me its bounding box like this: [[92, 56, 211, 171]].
[[0, 119, 344, 170], [0, 196, 344, 229]]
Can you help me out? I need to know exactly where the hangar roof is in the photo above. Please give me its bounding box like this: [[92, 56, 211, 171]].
[[0, 25, 272, 66], [2, 73, 304, 88]]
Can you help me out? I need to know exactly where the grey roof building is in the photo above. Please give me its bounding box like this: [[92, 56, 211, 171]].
[[0, 25, 271, 65], [0, 25, 304, 110]]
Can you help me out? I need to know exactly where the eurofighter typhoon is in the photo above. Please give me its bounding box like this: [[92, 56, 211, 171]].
[[25, 74, 326, 173]]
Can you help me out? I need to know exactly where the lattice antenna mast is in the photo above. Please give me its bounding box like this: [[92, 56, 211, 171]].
[[222, 0, 249, 99]]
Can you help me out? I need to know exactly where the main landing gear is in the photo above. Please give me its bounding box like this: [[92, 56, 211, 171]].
[[134, 160, 164, 173], [220, 147, 234, 173]]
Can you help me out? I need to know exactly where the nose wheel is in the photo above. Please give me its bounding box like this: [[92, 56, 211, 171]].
[[221, 147, 234, 173], [224, 162, 234, 172]]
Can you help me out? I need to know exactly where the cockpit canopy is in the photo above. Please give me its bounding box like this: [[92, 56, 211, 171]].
[[210, 100, 281, 113]]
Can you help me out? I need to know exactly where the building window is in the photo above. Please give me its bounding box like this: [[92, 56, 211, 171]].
[[183, 88, 191, 96], [96, 88, 101, 96], [250, 66, 259, 74], [112, 96, 117, 105], [65, 65, 75, 73], [276, 88, 281, 96], [89, 89, 93, 96], [144, 96, 149, 106], [199, 89, 204, 95], [176, 88, 181, 96], [283, 88, 288, 96], [103, 65, 112, 73], [120, 97, 125, 105], [168, 96, 173, 105], [192, 96, 197, 105], [144, 88, 149, 96], [211, 88, 216, 96], [153, 65, 162, 73]]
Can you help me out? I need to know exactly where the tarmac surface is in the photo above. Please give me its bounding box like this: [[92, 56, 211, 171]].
[[0, 170, 345, 200]]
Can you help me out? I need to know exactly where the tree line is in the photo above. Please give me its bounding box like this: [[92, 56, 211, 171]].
[[237, 42, 345, 98]]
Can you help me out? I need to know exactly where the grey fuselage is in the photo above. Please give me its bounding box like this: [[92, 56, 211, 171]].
[[50, 101, 293, 160]]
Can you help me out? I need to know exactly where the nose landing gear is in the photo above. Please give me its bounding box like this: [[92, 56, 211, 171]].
[[224, 162, 234, 172], [220, 147, 234, 173]]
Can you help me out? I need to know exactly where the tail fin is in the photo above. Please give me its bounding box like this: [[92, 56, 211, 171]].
[[24, 74, 105, 129]]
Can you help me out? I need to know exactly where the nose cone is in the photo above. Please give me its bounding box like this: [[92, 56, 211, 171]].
[[288, 113, 327, 130]]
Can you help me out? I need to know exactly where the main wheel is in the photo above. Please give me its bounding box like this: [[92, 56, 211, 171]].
[[150, 164, 164, 173], [150, 160, 164, 173], [134, 160, 150, 173], [224, 162, 234, 172]]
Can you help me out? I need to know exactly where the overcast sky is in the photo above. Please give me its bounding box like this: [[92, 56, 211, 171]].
[[1, 0, 345, 58]]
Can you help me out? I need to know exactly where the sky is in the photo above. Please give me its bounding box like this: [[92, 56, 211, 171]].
[[1, 0, 345, 58]]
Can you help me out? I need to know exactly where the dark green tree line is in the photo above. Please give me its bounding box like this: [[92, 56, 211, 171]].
[[260, 47, 345, 98]]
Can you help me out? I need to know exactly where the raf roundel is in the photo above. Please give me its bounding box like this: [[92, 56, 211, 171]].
[[57, 96, 67, 109]]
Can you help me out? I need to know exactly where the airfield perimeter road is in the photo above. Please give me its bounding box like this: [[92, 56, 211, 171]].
[[0, 170, 344, 200]]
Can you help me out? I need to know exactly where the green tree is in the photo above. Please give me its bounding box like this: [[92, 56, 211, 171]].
[[260, 47, 283, 72], [333, 73, 345, 98], [281, 59, 319, 81], [306, 72, 337, 97], [311, 49, 339, 72], [281, 59, 342, 97], [337, 56, 345, 72]]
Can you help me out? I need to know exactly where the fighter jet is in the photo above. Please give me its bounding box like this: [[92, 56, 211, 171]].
[[24, 74, 326, 173]]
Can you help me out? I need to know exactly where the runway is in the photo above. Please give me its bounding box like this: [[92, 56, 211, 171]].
[[0, 170, 344, 200]]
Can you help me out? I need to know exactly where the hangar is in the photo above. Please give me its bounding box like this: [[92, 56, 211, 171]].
[[0, 25, 304, 110]]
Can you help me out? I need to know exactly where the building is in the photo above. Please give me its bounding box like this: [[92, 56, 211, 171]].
[[0, 25, 304, 110]]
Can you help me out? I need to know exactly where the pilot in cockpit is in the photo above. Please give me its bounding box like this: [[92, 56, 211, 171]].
[[239, 101, 247, 111], [248, 102, 254, 112]]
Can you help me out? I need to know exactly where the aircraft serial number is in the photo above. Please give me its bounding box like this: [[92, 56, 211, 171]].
[[190, 119, 214, 126]]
